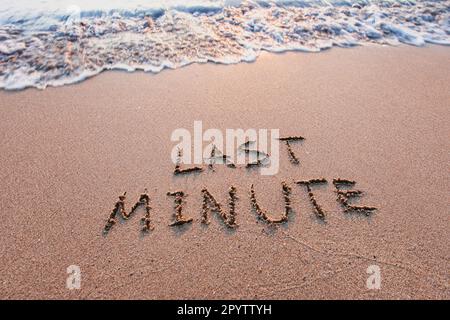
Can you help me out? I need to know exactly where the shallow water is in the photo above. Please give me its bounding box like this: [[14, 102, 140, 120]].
[[0, 0, 449, 90]]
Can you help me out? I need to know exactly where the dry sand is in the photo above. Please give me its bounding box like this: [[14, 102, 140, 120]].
[[0, 45, 449, 299]]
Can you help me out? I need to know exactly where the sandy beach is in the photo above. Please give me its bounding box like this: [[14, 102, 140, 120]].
[[0, 45, 449, 299]]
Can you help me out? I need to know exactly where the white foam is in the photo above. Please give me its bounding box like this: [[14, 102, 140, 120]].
[[0, 1, 449, 90], [0, 40, 26, 55]]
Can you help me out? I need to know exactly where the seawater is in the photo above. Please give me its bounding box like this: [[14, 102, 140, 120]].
[[0, 0, 449, 90]]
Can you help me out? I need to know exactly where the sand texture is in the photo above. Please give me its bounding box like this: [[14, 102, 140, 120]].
[[0, 45, 449, 299]]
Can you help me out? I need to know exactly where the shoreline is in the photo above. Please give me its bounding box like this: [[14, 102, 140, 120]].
[[1, 43, 449, 93], [0, 45, 449, 299], [2, 0, 449, 90]]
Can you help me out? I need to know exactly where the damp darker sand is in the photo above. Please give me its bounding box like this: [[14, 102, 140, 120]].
[[0, 45, 449, 299]]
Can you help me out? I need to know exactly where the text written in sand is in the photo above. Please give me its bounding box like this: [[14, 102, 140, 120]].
[[103, 135, 377, 234]]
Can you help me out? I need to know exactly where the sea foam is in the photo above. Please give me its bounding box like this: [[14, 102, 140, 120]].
[[0, 0, 449, 90]]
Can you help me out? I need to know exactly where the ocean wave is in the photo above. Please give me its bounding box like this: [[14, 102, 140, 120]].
[[0, 0, 449, 90]]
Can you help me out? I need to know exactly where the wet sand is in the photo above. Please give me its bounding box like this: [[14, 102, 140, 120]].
[[0, 45, 449, 299]]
